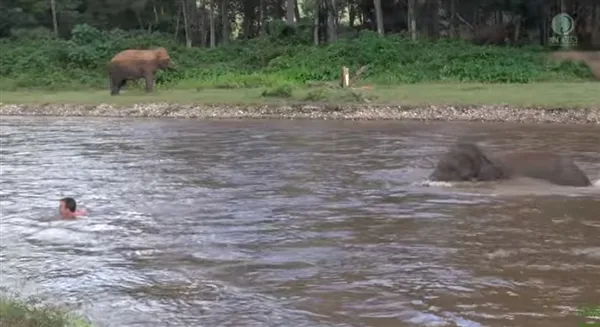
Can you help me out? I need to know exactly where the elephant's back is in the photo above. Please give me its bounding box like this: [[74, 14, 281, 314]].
[[110, 49, 156, 63], [496, 151, 592, 187]]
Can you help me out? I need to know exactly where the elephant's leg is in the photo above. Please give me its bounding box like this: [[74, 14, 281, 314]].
[[144, 73, 155, 93], [110, 76, 124, 96]]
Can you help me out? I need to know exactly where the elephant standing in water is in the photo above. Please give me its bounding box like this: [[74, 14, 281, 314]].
[[429, 142, 593, 187]]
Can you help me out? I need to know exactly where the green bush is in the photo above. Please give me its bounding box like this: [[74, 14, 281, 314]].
[[0, 24, 595, 91], [0, 295, 93, 327]]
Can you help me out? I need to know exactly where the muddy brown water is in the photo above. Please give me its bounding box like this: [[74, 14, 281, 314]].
[[0, 116, 599, 327]]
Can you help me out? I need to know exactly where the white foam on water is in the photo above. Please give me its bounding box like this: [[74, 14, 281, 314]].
[[416, 176, 600, 198], [25, 226, 95, 246], [415, 180, 454, 188]]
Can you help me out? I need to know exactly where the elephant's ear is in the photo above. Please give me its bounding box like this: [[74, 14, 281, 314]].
[[154, 47, 170, 60]]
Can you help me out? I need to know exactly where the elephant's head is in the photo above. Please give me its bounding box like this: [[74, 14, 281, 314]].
[[429, 142, 507, 182], [153, 47, 174, 70]]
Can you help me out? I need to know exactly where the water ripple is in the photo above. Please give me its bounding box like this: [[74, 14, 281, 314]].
[[1, 117, 599, 327]]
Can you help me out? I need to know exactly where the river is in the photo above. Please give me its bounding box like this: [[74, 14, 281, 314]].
[[0, 116, 599, 327]]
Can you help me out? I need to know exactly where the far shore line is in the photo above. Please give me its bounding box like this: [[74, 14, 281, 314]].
[[1, 102, 599, 124], [2, 83, 599, 124]]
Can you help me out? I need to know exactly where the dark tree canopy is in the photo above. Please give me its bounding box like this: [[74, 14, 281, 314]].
[[2, 0, 599, 49]]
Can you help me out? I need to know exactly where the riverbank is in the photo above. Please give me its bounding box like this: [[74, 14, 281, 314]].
[[1, 84, 599, 124], [2, 102, 599, 124], [0, 296, 93, 327]]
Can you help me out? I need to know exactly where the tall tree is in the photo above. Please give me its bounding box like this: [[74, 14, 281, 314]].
[[286, 0, 295, 25], [50, 0, 58, 38], [373, 0, 383, 35], [221, 0, 229, 44]]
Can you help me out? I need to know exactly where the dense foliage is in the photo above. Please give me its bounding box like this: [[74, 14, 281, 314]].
[[0, 24, 595, 91], [3, 0, 598, 49], [0, 295, 92, 327]]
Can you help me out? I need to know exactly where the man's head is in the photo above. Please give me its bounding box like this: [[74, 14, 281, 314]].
[[59, 197, 77, 215]]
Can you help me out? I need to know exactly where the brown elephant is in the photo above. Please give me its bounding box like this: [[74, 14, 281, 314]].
[[107, 47, 174, 96], [429, 142, 592, 187]]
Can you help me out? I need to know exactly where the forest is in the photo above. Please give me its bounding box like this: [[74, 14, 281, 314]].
[[1, 0, 599, 91]]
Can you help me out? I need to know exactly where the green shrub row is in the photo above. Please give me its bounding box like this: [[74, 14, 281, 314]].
[[0, 24, 595, 91]]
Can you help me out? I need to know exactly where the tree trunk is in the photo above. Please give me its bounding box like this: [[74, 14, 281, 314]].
[[175, 5, 181, 37], [513, 18, 521, 44], [408, 0, 416, 40], [153, 5, 159, 24], [197, 1, 207, 47], [182, 0, 192, 47], [436, 0, 449, 38], [593, 3, 600, 49], [373, 0, 384, 35], [50, 0, 59, 38], [276, 0, 285, 19], [221, 0, 229, 44], [241, 0, 257, 38], [314, 0, 320, 45], [286, 0, 295, 25], [349, 3, 356, 27], [294, 0, 300, 23], [326, 0, 336, 42], [450, 0, 456, 37], [538, 3, 546, 46], [258, 0, 265, 36], [209, 0, 216, 47]]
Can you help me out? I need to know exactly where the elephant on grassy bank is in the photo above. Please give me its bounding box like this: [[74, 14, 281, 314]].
[[429, 142, 592, 187], [107, 47, 175, 96]]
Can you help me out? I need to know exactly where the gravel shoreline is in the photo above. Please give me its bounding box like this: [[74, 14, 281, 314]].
[[1, 103, 599, 124]]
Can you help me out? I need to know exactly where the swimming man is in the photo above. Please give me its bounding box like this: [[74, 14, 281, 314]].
[[59, 197, 87, 219]]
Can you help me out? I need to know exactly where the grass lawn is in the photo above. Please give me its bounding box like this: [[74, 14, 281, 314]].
[[0, 296, 92, 327], [1, 82, 599, 108]]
